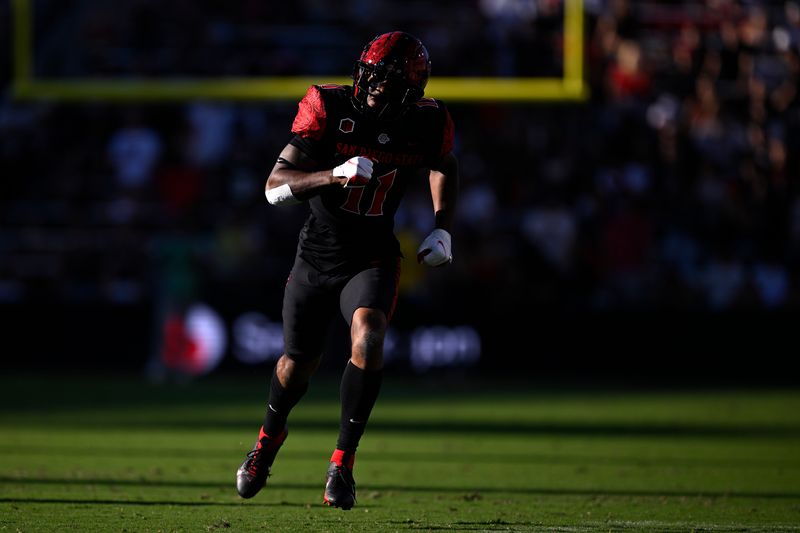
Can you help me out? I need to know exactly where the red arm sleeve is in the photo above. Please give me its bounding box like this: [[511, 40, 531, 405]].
[[291, 86, 327, 141]]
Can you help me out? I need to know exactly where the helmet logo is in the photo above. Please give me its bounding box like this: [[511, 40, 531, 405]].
[[378, 133, 390, 144], [339, 118, 355, 133]]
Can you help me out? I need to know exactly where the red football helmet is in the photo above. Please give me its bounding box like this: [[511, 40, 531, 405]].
[[352, 31, 431, 118]]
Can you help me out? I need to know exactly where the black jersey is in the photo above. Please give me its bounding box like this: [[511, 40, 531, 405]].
[[289, 84, 454, 273]]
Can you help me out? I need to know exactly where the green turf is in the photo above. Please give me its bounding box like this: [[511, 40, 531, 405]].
[[1, 374, 799, 532]]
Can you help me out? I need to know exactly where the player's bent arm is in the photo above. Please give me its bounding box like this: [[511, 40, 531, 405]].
[[265, 144, 343, 205], [265, 144, 375, 205], [429, 151, 459, 232]]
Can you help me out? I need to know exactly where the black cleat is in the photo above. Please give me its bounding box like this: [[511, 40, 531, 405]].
[[323, 461, 356, 510], [236, 427, 287, 499]]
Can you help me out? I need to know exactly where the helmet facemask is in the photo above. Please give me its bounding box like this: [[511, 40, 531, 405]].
[[353, 63, 424, 119]]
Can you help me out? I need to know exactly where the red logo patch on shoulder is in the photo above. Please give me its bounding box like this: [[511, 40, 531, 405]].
[[339, 118, 355, 133], [291, 86, 327, 141]]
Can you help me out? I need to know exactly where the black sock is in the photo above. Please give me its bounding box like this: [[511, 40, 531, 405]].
[[336, 361, 383, 453], [262, 365, 308, 437]]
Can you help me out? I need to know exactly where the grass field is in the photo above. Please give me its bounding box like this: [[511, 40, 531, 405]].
[[1, 373, 799, 532]]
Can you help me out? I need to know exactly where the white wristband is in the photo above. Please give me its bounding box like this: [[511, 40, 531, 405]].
[[266, 183, 300, 206]]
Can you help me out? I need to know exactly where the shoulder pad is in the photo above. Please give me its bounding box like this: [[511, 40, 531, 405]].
[[316, 83, 348, 93], [292, 86, 328, 141], [415, 97, 439, 109]]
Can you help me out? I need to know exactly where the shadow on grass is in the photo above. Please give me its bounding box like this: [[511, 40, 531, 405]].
[[2, 444, 799, 469], [2, 476, 799, 500], [388, 519, 535, 532], [4, 418, 800, 438], [0, 496, 318, 508]]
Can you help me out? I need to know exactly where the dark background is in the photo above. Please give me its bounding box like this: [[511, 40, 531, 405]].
[[1, 0, 798, 383]]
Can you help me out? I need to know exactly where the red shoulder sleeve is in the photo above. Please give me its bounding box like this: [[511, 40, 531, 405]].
[[291, 86, 327, 141], [440, 106, 455, 156]]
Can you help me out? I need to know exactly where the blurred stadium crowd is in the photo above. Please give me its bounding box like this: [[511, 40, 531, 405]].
[[1, 0, 799, 336]]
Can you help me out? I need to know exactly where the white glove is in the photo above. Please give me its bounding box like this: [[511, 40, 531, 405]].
[[417, 228, 453, 267], [333, 156, 373, 188]]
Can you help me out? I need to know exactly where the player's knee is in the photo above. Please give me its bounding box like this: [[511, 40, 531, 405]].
[[350, 338, 383, 370], [352, 309, 386, 340], [356, 328, 385, 355], [351, 308, 386, 360], [278, 353, 320, 385]]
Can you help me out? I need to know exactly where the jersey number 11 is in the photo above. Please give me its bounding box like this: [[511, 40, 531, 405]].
[[340, 169, 397, 216]]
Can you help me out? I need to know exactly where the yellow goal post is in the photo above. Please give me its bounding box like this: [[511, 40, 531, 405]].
[[11, 0, 588, 102]]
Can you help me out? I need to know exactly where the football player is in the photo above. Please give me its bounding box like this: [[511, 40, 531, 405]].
[[236, 31, 458, 510]]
